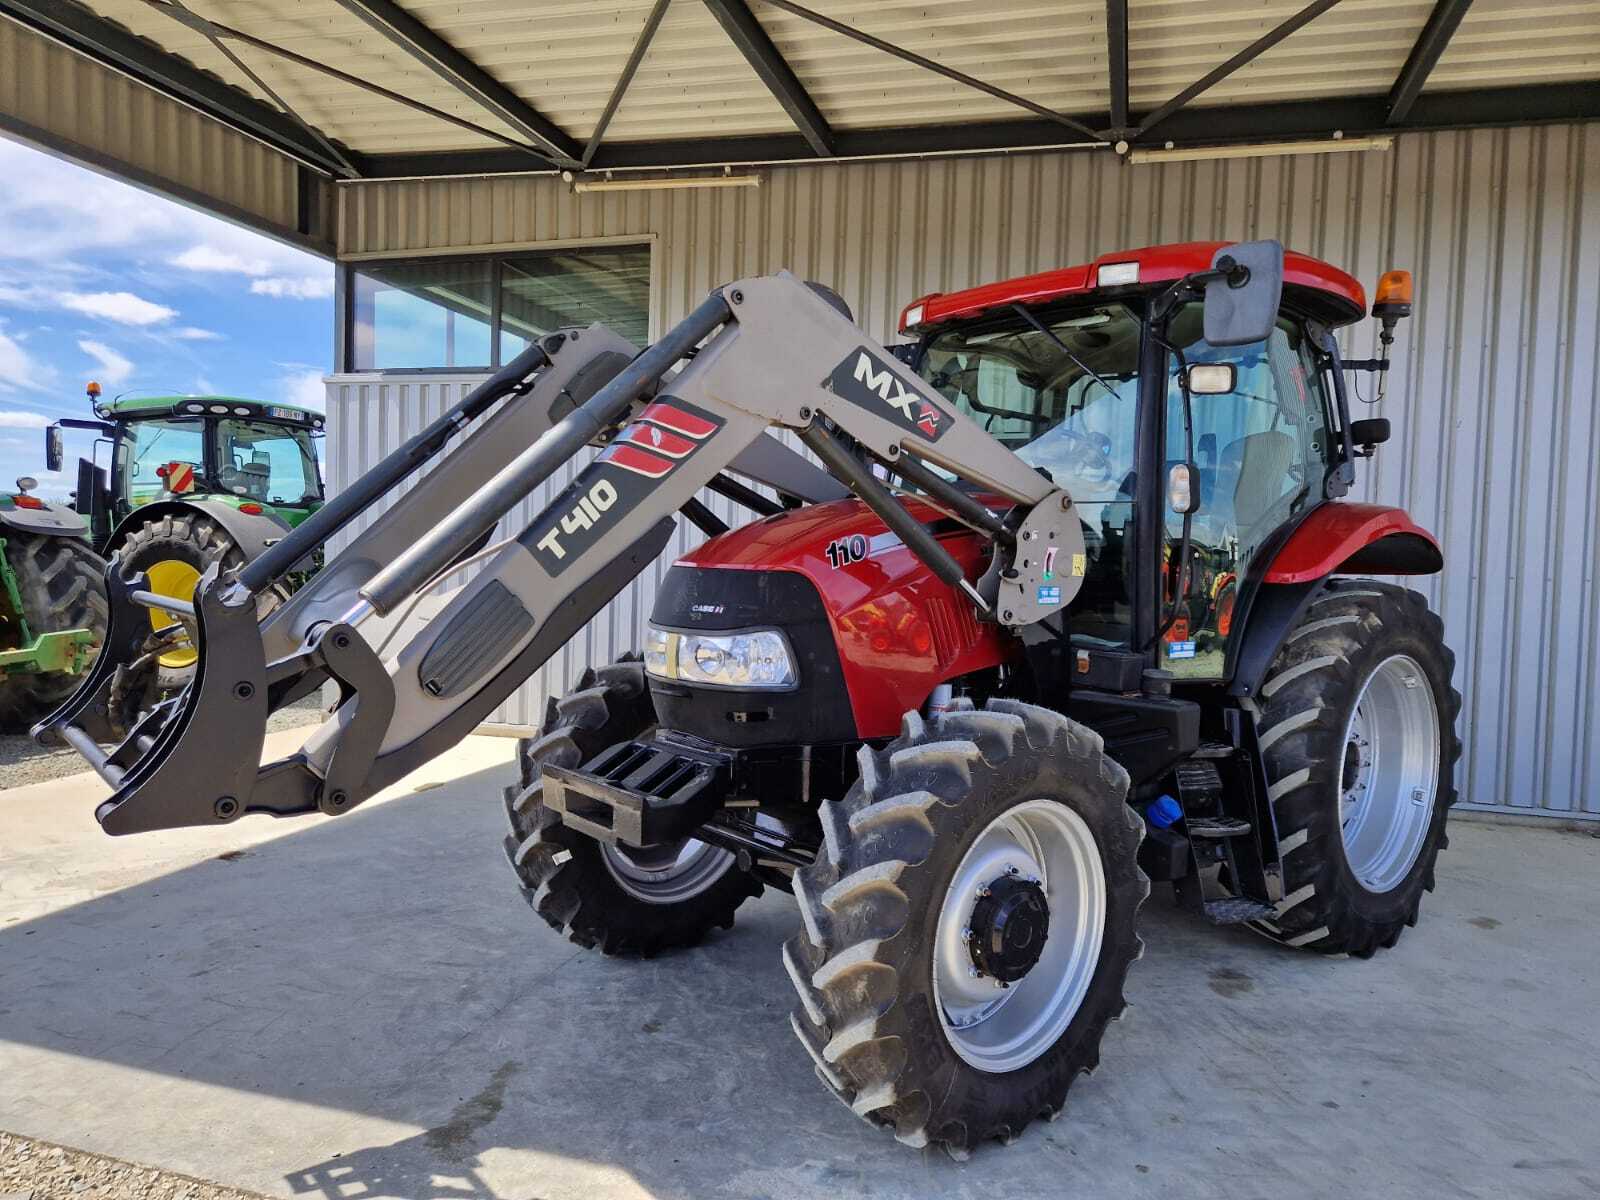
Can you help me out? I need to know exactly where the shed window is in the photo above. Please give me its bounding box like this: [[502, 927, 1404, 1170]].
[[348, 243, 651, 372]]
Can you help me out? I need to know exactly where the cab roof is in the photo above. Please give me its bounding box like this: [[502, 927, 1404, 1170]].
[[94, 394, 324, 428], [901, 241, 1368, 333]]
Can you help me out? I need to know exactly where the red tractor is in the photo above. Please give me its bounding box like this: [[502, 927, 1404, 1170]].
[[44, 241, 1457, 1159]]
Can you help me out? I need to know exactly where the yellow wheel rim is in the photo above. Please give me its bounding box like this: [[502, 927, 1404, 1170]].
[[144, 559, 202, 669]]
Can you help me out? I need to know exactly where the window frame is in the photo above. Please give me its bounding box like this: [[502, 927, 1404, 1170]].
[[336, 235, 657, 374]]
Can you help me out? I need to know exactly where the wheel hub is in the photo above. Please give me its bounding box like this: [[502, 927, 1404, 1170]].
[[966, 872, 1050, 984]]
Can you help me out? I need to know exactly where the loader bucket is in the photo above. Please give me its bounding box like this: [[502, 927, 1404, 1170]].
[[32, 560, 271, 833]]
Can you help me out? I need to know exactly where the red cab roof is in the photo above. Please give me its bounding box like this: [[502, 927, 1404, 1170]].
[[900, 241, 1367, 332]]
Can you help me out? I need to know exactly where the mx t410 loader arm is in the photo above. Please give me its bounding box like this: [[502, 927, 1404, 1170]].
[[35, 272, 1085, 835]]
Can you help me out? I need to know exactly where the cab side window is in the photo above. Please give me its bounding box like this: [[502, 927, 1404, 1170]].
[[1160, 308, 1332, 678]]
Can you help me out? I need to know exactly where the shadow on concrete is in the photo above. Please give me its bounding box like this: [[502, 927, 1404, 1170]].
[[3, 762, 1596, 1200]]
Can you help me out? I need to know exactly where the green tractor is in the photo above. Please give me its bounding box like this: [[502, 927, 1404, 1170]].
[[0, 480, 108, 733], [46, 383, 326, 722]]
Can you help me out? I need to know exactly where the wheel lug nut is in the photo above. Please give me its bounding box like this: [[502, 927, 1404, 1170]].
[[969, 966, 982, 978], [1006, 864, 1020, 876]]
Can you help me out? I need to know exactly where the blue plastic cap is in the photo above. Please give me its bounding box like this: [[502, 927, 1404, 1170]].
[[1147, 794, 1183, 829]]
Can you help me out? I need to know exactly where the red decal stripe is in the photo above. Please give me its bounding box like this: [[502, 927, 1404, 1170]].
[[599, 443, 675, 478], [620, 422, 697, 458], [640, 402, 717, 440]]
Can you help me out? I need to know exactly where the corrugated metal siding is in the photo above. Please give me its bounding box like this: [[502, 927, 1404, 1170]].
[[0, 16, 311, 243], [330, 124, 1600, 818]]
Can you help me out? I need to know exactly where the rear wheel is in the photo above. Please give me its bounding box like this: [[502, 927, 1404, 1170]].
[[1251, 581, 1460, 956], [0, 532, 108, 732], [109, 512, 279, 725], [785, 700, 1147, 1157], [502, 656, 762, 955]]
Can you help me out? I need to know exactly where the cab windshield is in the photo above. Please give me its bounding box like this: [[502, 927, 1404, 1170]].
[[916, 303, 1145, 646], [916, 303, 1143, 502], [212, 420, 322, 506]]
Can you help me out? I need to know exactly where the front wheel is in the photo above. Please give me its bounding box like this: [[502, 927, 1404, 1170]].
[[0, 532, 108, 733], [502, 656, 762, 955], [1251, 580, 1461, 956], [785, 699, 1147, 1158]]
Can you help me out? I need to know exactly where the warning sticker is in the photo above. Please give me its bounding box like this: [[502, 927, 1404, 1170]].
[[1037, 585, 1062, 606], [1168, 640, 1196, 659], [1071, 552, 1086, 577]]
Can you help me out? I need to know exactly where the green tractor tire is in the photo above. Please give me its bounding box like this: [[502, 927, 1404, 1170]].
[[0, 532, 109, 734], [109, 511, 283, 727]]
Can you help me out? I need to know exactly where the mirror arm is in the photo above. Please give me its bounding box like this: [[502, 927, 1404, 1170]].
[[1142, 334, 1196, 652]]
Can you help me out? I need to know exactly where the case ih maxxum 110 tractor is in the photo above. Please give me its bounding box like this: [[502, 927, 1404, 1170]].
[[39, 241, 1458, 1158]]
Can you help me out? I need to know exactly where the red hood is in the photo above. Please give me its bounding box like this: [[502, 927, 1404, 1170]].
[[676, 497, 1012, 738]]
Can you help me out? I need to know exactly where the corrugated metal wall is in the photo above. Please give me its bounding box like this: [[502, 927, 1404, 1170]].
[[0, 17, 331, 253], [330, 122, 1600, 820]]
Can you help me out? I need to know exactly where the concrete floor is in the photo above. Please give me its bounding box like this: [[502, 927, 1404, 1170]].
[[2, 734, 1597, 1200]]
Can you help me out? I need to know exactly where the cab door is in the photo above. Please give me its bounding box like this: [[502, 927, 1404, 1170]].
[[1158, 305, 1336, 679]]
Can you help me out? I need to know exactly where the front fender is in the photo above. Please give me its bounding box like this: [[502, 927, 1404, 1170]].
[[0, 501, 88, 538], [106, 499, 293, 562]]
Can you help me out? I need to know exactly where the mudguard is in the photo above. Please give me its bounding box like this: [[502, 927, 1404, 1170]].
[[1263, 502, 1441, 583], [105, 498, 294, 563], [1230, 501, 1442, 698], [0, 501, 89, 538]]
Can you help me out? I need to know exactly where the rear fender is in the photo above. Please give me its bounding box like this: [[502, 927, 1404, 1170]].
[[105, 498, 292, 562], [0, 501, 88, 538], [1262, 502, 1441, 583], [1228, 502, 1441, 698]]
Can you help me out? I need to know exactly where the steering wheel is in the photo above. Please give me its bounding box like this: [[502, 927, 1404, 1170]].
[[1054, 424, 1114, 484]]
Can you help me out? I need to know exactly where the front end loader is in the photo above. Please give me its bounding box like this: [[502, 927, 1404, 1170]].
[[38, 243, 1458, 1158]]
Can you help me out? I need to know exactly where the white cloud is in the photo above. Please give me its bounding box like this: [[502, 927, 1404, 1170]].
[[173, 326, 223, 341], [78, 339, 134, 386], [59, 291, 176, 326], [251, 275, 335, 301], [0, 409, 51, 428], [194, 376, 217, 394], [281, 369, 326, 412], [0, 329, 48, 392], [171, 245, 272, 276]]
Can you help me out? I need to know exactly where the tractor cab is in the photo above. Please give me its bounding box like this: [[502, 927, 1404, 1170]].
[[895, 242, 1420, 692], [47, 390, 326, 554]]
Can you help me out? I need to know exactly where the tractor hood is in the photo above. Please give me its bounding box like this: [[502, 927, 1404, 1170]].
[[669, 497, 1012, 738]]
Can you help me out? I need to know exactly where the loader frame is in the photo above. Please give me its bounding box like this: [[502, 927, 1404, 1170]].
[[37, 272, 1094, 835]]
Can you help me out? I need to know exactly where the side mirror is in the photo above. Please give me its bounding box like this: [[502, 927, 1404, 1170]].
[[1185, 363, 1236, 395], [1350, 417, 1391, 448], [1203, 240, 1284, 347], [1167, 461, 1201, 515], [45, 424, 64, 473]]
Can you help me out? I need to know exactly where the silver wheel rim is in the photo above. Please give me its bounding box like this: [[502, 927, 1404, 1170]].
[[932, 799, 1106, 1074], [1339, 654, 1439, 894], [601, 839, 734, 904]]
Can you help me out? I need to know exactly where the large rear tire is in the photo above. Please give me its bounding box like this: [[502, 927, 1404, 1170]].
[[109, 511, 280, 725], [785, 700, 1147, 1158], [502, 656, 762, 955], [0, 532, 108, 733], [1250, 580, 1461, 956]]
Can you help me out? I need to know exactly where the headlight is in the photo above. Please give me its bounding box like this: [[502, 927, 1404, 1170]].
[[644, 625, 797, 690]]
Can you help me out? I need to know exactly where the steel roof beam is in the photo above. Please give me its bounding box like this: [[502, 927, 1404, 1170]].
[[1106, 0, 1129, 136], [145, 2, 552, 168], [330, 0, 581, 167], [0, 0, 355, 177], [1387, 0, 1476, 124], [758, 0, 1102, 142], [1135, 0, 1344, 138], [585, 0, 673, 167], [702, 0, 835, 156], [351, 82, 1600, 178]]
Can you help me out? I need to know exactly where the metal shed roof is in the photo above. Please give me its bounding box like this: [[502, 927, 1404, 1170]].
[[2, 0, 1595, 180]]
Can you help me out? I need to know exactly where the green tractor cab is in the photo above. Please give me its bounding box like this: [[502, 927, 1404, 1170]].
[[46, 385, 326, 721]]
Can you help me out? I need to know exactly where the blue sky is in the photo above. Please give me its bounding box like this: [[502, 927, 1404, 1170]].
[[0, 135, 333, 499]]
